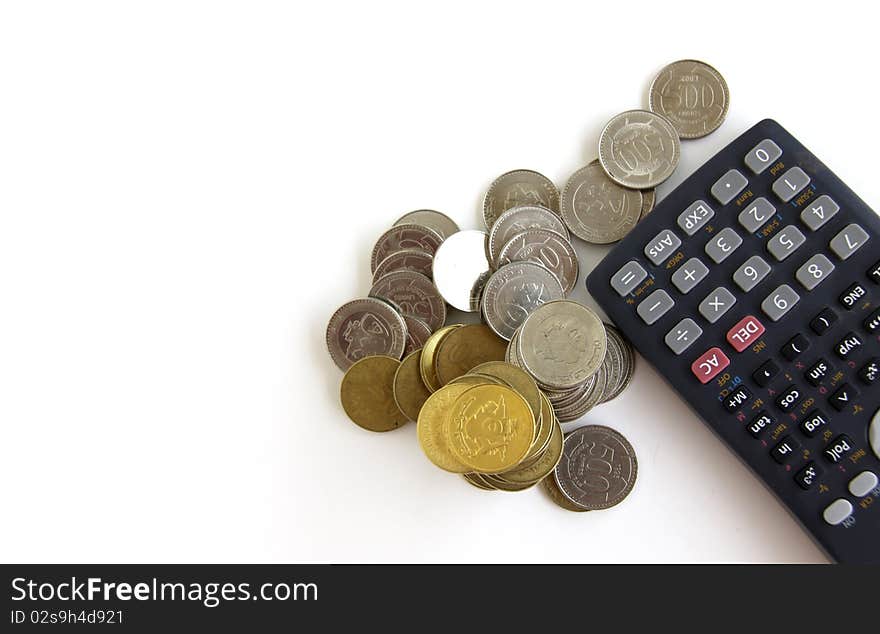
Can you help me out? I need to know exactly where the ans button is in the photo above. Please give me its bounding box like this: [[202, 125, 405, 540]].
[[690, 347, 730, 384], [795, 462, 823, 490], [822, 499, 853, 526], [724, 385, 752, 413], [848, 471, 879, 498], [726, 315, 766, 352], [771, 435, 801, 464]]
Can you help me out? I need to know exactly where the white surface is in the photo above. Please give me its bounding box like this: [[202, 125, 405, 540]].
[[1, 1, 876, 563]]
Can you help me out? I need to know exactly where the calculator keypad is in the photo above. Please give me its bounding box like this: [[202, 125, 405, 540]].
[[645, 229, 682, 265], [744, 138, 782, 174], [698, 286, 736, 323], [711, 169, 749, 205], [637, 289, 674, 325], [772, 166, 810, 202], [733, 255, 771, 292], [738, 197, 776, 233], [761, 284, 800, 321], [829, 223, 868, 260], [665, 318, 702, 355], [800, 194, 839, 231], [677, 200, 715, 236], [795, 254, 835, 290], [705, 227, 742, 263], [671, 257, 709, 294], [767, 225, 806, 261]]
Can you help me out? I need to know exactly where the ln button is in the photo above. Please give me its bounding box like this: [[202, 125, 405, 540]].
[[691, 347, 730, 384], [726, 315, 766, 352]]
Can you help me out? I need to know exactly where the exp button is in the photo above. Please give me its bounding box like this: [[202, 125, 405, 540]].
[[690, 347, 730, 384], [726, 315, 766, 352]]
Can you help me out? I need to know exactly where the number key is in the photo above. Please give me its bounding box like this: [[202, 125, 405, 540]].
[[733, 255, 771, 292], [767, 225, 806, 261], [772, 166, 810, 202], [744, 139, 783, 174], [795, 254, 835, 290], [800, 194, 839, 231], [738, 197, 776, 233], [761, 284, 800, 321], [705, 227, 742, 263]]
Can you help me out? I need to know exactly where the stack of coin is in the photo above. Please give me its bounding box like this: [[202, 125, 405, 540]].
[[560, 59, 728, 246], [417, 360, 564, 492], [506, 300, 635, 422]]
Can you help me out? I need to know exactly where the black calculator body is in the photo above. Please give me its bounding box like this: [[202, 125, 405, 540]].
[[587, 119, 880, 563]]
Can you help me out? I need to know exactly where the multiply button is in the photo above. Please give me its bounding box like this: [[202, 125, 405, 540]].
[[822, 499, 853, 526], [724, 385, 752, 413], [794, 462, 822, 490], [690, 347, 730, 384], [823, 434, 855, 464], [645, 229, 682, 266], [726, 315, 765, 352], [698, 287, 736, 324], [771, 435, 801, 464]]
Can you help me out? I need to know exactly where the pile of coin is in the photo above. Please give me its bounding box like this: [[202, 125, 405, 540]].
[[560, 59, 728, 246], [505, 300, 634, 422]]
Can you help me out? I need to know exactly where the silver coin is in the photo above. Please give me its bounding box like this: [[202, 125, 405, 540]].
[[481, 262, 565, 341], [482, 169, 560, 228], [369, 270, 447, 332], [370, 223, 443, 273], [554, 425, 637, 511], [556, 363, 607, 422], [598, 110, 681, 189], [432, 229, 491, 312], [639, 189, 656, 221], [325, 297, 407, 371], [598, 331, 623, 405], [517, 300, 606, 389], [602, 323, 635, 403], [496, 229, 578, 295], [560, 161, 643, 244], [372, 249, 434, 282], [401, 314, 432, 356], [393, 209, 460, 239], [487, 205, 569, 267], [648, 59, 730, 140]]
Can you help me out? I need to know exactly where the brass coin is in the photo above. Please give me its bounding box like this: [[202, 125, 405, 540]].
[[434, 324, 507, 386], [542, 473, 588, 512], [392, 349, 432, 421], [419, 325, 461, 392], [480, 473, 538, 492], [462, 472, 497, 491], [417, 384, 473, 473], [445, 384, 535, 473], [523, 392, 555, 461], [497, 418, 562, 485], [340, 356, 409, 432], [448, 374, 502, 387], [468, 361, 541, 431]]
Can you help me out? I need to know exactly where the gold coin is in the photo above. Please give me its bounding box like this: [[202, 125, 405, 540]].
[[448, 374, 501, 387], [392, 349, 432, 421], [445, 384, 535, 473], [524, 392, 555, 460], [461, 473, 496, 491], [419, 325, 461, 392], [340, 356, 409, 432], [542, 471, 588, 512], [480, 473, 539, 492], [496, 418, 562, 485], [435, 324, 507, 386], [417, 384, 472, 473], [468, 361, 541, 427]]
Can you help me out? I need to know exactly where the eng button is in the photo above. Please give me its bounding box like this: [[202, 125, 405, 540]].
[[690, 347, 730, 384]]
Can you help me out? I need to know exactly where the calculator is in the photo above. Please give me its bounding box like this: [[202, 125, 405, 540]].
[[586, 119, 880, 563]]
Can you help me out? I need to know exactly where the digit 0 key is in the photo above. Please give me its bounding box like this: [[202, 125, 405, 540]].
[[588, 119, 880, 564]]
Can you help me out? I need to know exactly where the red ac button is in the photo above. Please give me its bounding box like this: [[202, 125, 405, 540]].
[[691, 347, 730, 384], [726, 315, 766, 352]]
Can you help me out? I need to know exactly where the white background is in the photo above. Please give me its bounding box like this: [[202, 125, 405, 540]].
[[1, 1, 877, 563]]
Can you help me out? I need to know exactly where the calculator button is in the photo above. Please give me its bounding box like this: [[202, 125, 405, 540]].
[[868, 259, 880, 284], [823, 434, 855, 462], [737, 197, 776, 233], [772, 166, 810, 202], [705, 227, 742, 263], [771, 435, 800, 464], [838, 282, 867, 310], [829, 223, 869, 260], [748, 411, 775, 439], [795, 462, 822, 490], [671, 258, 709, 294], [805, 359, 832, 387], [733, 255, 771, 292], [871, 409, 880, 460], [766, 225, 806, 261], [776, 385, 802, 413], [864, 307, 880, 334], [761, 284, 800, 321], [795, 254, 834, 290], [800, 409, 829, 438], [691, 347, 730, 384], [834, 332, 862, 359], [637, 289, 675, 325], [677, 200, 715, 236], [809, 308, 837, 335], [724, 385, 752, 413], [698, 286, 736, 323], [781, 333, 809, 361], [829, 384, 858, 412], [644, 229, 682, 266], [858, 358, 879, 385], [664, 318, 702, 355], [799, 194, 839, 231], [753, 359, 779, 387], [822, 499, 853, 526], [849, 471, 879, 498], [711, 169, 749, 205], [726, 315, 766, 352], [744, 139, 782, 174], [610, 260, 648, 296]]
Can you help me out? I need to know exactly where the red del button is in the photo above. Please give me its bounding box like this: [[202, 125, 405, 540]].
[[691, 347, 730, 384], [726, 315, 766, 352]]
